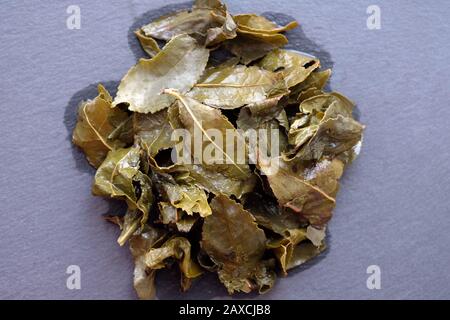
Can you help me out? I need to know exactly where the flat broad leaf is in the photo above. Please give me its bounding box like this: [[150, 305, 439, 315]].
[[290, 158, 345, 198], [114, 34, 209, 114], [188, 63, 286, 109], [236, 28, 288, 45]]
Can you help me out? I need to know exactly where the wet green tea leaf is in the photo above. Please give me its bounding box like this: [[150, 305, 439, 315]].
[[114, 34, 209, 113]]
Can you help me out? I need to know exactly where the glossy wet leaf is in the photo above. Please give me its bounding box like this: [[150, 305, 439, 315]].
[[259, 49, 320, 88], [236, 94, 287, 131], [114, 34, 209, 114], [141, 0, 236, 47], [244, 193, 302, 236], [289, 69, 332, 103], [225, 36, 282, 65], [202, 195, 267, 294], [72, 84, 129, 168], [234, 14, 298, 34], [284, 92, 363, 161], [133, 109, 175, 157], [259, 159, 336, 228], [129, 226, 167, 299], [92, 146, 153, 233], [165, 90, 256, 198], [134, 29, 160, 57], [153, 171, 212, 217], [144, 236, 203, 284], [188, 61, 287, 109], [286, 241, 326, 270]]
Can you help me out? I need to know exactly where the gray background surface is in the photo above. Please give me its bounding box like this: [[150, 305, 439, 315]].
[[0, 0, 449, 299]]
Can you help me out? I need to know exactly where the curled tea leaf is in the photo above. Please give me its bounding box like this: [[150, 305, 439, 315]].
[[92, 146, 153, 236], [129, 226, 167, 299], [134, 29, 161, 57], [141, 0, 236, 47], [144, 237, 203, 285], [72, 84, 129, 168]]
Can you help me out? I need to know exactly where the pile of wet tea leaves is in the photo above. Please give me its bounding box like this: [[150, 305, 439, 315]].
[[73, 0, 364, 299]]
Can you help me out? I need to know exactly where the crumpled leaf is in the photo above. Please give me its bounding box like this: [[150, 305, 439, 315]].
[[267, 228, 307, 274], [234, 14, 298, 34], [286, 241, 326, 270], [129, 226, 167, 300], [285, 93, 364, 161], [141, 0, 236, 47], [165, 90, 256, 198], [176, 214, 199, 233], [133, 109, 175, 158], [291, 158, 345, 198], [144, 237, 203, 286], [306, 225, 326, 247], [242, 192, 321, 273], [236, 93, 287, 131], [92, 146, 153, 236], [116, 210, 142, 246], [296, 116, 363, 161], [201, 195, 267, 294], [157, 202, 179, 225], [72, 84, 129, 168], [182, 163, 256, 199], [134, 29, 160, 57], [157, 200, 198, 232], [152, 171, 212, 217], [188, 61, 287, 109], [254, 259, 277, 293], [289, 69, 332, 104], [259, 49, 320, 88], [114, 34, 209, 114], [244, 193, 302, 236], [259, 159, 336, 228], [224, 13, 297, 65]]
